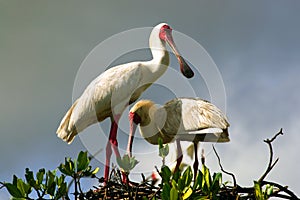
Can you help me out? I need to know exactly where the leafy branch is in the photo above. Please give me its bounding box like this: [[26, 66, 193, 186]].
[[1, 129, 299, 199], [1, 151, 98, 200], [212, 128, 299, 200]]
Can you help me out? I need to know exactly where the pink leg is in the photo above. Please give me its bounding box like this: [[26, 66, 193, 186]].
[[104, 141, 112, 183], [175, 139, 183, 172], [104, 116, 121, 183], [193, 142, 199, 180]]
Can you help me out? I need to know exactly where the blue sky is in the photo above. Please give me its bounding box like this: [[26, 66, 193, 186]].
[[1, 0, 300, 198]]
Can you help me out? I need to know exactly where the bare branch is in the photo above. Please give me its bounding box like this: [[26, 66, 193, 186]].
[[259, 128, 283, 182], [0, 182, 4, 190], [265, 128, 284, 143], [212, 145, 237, 187], [262, 180, 300, 200]]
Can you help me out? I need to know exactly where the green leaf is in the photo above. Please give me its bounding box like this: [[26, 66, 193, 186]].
[[170, 186, 178, 200], [165, 144, 169, 155], [11, 197, 26, 200], [161, 165, 171, 183], [161, 183, 171, 200], [130, 157, 139, 169], [158, 137, 163, 149], [254, 181, 263, 200], [202, 165, 211, 192], [17, 179, 31, 197], [4, 183, 24, 198], [25, 168, 40, 190], [55, 181, 67, 199], [182, 187, 193, 200], [55, 174, 65, 186], [36, 168, 45, 185], [177, 178, 184, 192], [182, 166, 192, 187], [193, 170, 203, 190], [58, 158, 74, 176], [191, 196, 209, 200], [117, 154, 139, 173], [77, 151, 89, 172], [172, 170, 180, 182], [211, 172, 222, 193], [266, 184, 274, 196], [12, 175, 18, 186], [92, 167, 99, 175], [171, 180, 178, 190], [67, 158, 75, 174], [58, 164, 67, 175], [158, 137, 169, 158], [25, 168, 34, 185], [159, 144, 169, 158], [46, 170, 56, 196]]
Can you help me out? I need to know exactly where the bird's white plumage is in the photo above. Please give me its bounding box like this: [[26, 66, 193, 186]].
[[130, 98, 230, 145], [69, 63, 143, 131], [56, 23, 188, 144], [180, 98, 229, 132], [128, 98, 230, 178]]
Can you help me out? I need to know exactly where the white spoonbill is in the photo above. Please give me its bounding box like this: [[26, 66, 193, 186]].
[[56, 23, 194, 182], [127, 98, 229, 178]]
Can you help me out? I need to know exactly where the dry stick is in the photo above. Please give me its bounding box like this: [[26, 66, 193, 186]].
[[258, 128, 283, 182], [134, 174, 152, 199], [212, 145, 237, 187], [148, 187, 161, 200], [0, 182, 4, 190], [262, 180, 299, 200], [155, 166, 161, 178]]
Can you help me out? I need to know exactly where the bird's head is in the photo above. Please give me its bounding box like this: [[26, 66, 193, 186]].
[[150, 23, 194, 79], [129, 100, 156, 127], [127, 100, 156, 157]]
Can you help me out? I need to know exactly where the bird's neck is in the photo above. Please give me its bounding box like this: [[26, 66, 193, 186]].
[[145, 36, 170, 77], [149, 39, 170, 66], [138, 34, 170, 84]]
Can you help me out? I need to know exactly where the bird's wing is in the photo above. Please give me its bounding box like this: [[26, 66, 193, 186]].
[[159, 98, 230, 143], [68, 62, 144, 132], [157, 98, 183, 138], [179, 98, 229, 131]]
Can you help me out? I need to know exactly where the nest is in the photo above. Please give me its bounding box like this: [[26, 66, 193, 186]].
[[84, 169, 161, 200]]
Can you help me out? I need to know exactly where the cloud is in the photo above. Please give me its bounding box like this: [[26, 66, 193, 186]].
[[1, 0, 300, 197]]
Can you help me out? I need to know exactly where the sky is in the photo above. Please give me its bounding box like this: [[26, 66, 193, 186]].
[[1, 0, 300, 198]]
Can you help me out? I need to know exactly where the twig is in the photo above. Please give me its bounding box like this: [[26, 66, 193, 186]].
[[212, 145, 237, 187], [73, 174, 78, 200], [262, 180, 300, 200], [154, 166, 161, 178], [0, 182, 5, 190], [258, 128, 283, 182], [141, 173, 146, 183], [201, 148, 205, 165]]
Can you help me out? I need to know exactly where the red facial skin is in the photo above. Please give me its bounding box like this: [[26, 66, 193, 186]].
[[159, 25, 194, 78]]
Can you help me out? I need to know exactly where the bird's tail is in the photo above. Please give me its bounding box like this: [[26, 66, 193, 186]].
[[215, 128, 230, 142], [56, 100, 78, 144], [198, 128, 230, 143], [181, 128, 230, 143]]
